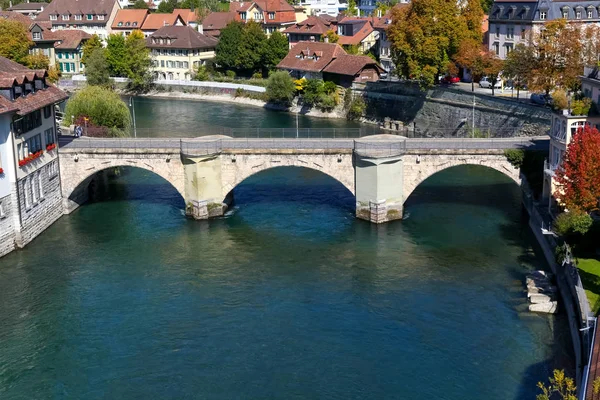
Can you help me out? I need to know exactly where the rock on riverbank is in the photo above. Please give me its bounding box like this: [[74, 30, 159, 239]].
[[526, 271, 558, 313]]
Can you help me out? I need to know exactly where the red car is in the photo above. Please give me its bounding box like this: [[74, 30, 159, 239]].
[[441, 75, 460, 84]]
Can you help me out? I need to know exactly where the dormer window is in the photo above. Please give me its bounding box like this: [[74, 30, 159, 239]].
[[540, 11, 547, 20], [268, 12, 275, 19], [33, 32, 41, 40], [86, 14, 93, 20], [62, 14, 69, 20], [34, 79, 43, 90], [240, 12, 246, 20], [125, 22, 130, 26], [98, 15, 104, 21], [13, 85, 22, 99], [50, 14, 57, 20], [75, 14, 82, 20], [588, 7, 594, 18], [133, 22, 137, 26], [24, 83, 33, 95], [118, 22, 123, 26], [576, 9, 582, 19]]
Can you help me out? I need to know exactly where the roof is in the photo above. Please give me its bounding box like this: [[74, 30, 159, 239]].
[[36, 0, 117, 22], [337, 20, 374, 46], [173, 8, 197, 24], [283, 15, 333, 35], [323, 54, 384, 76], [141, 12, 184, 30], [277, 41, 346, 72], [0, 57, 67, 116], [0, 11, 59, 42], [147, 25, 218, 49], [0, 10, 36, 26], [7, 2, 45, 11], [230, 0, 294, 14], [201, 11, 235, 32], [111, 9, 149, 29], [54, 29, 91, 49]]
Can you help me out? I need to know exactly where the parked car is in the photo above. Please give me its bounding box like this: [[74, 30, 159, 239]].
[[441, 75, 460, 84], [530, 93, 553, 106], [479, 77, 502, 89]]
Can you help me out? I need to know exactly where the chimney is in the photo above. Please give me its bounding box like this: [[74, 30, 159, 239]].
[[8, 1, 12, 7], [324, 36, 328, 43], [198, 23, 203, 34]]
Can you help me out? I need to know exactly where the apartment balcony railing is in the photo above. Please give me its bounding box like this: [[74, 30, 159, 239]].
[[544, 159, 559, 177]]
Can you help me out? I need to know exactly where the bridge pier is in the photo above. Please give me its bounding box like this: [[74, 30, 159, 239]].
[[183, 153, 231, 220], [354, 139, 405, 224]]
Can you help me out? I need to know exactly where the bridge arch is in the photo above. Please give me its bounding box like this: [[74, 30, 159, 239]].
[[402, 155, 521, 202], [60, 156, 185, 213], [219, 153, 355, 202]]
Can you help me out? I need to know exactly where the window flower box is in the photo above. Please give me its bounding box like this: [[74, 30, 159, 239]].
[[0, 168, 4, 174], [46, 143, 56, 151], [18, 150, 43, 167]]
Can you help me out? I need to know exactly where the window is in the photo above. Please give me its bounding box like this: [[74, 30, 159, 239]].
[[50, 14, 57, 20], [33, 32, 41, 40], [27, 134, 42, 154], [241, 12, 246, 19], [268, 12, 275, 19], [161, 60, 165, 67], [75, 14, 82, 20], [133, 22, 137, 26], [493, 42, 500, 55], [505, 43, 513, 54], [13, 110, 42, 135], [495, 26, 499, 38], [31, 176, 37, 204], [24, 179, 30, 209], [48, 160, 58, 179], [576, 10, 581, 19], [118, 22, 123, 26], [87, 14, 93, 20], [38, 173, 44, 200], [183, 61, 188, 68], [62, 14, 69, 20], [43, 105, 52, 119], [507, 26, 514, 39], [45, 127, 55, 145], [0, 202, 4, 219], [540, 11, 547, 20], [562, 10, 568, 18], [521, 28, 527, 39], [254, 11, 260, 19], [98, 15, 104, 21]]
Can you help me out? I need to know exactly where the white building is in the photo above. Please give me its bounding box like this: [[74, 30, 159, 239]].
[[0, 57, 67, 258]]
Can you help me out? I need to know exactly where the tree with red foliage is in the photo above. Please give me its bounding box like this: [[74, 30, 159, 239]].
[[555, 125, 600, 213]]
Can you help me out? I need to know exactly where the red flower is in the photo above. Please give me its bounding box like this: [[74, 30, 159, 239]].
[[46, 143, 56, 151], [0, 168, 4, 174]]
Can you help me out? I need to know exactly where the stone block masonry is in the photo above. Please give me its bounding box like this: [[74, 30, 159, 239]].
[[16, 159, 64, 248], [0, 194, 16, 258]]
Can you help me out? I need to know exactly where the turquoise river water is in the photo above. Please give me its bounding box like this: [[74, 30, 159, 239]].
[[0, 161, 573, 399]]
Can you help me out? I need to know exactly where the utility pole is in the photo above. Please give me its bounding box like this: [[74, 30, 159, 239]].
[[296, 108, 299, 139], [472, 95, 475, 138], [130, 96, 137, 138]]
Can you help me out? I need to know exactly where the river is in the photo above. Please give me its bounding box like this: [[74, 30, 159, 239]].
[[0, 160, 573, 399]]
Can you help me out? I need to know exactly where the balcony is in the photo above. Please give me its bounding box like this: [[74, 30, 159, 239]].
[[544, 159, 558, 177]]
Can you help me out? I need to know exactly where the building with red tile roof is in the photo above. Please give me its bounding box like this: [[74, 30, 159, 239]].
[[54, 30, 92, 74], [111, 9, 150, 36], [140, 11, 186, 36], [0, 57, 67, 257], [7, 1, 47, 19], [277, 40, 383, 86], [283, 15, 337, 47], [201, 11, 236, 37], [230, 0, 296, 35], [336, 18, 377, 53]]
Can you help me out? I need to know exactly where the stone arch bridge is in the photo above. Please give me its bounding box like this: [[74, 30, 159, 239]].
[[58, 135, 546, 223]]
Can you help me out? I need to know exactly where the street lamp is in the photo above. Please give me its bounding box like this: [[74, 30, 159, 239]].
[[129, 96, 137, 138]]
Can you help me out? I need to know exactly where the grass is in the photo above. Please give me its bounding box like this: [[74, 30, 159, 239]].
[[576, 256, 600, 315]]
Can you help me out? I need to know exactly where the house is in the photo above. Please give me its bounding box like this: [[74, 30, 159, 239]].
[[35, 0, 121, 40], [284, 15, 337, 48], [336, 17, 378, 54], [357, 0, 409, 17], [201, 11, 236, 37], [0, 12, 59, 68], [231, 0, 296, 34], [297, 0, 344, 16], [140, 11, 186, 37], [277, 40, 384, 86], [0, 57, 68, 257], [174, 9, 198, 28], [542, 67, 600, 210], [147, 25, 218, 81], [372, 4, 409, 73], [54, 30, 91, 74], [111, 9, 150, 36], [7, 1, 46, 19]]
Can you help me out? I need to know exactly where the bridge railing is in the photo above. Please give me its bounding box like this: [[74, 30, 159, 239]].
[[59, 137, 182, 150], [404, 137, 546, 150]]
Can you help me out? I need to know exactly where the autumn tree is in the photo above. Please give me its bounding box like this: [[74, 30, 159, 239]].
[[527, 19, 583, 94], [388, 0, 476, 87], [22, 54, 49, 70], [555, 125, 600, 213], [81, 34, 103, 65], [461, 0, 484, 43], [482, 51, 504, 95], [537, 369, 577, 400], [503, 44, 534, 99], [124, 30, 153, 93], [0, 20, 32, 64], [454, 39, 485, 92], [581, 24, 600, 68], [324, 29, 339, 44]]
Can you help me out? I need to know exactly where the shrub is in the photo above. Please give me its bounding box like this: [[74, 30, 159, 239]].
[[252, 71, 262, 79], [226, 70, 236, 79], [303, 79, 324, 106], [323, 81, 337, 95], [266, 71, 295, 106], [571, 98, 592, 116], [64, 86, 131, 137], [194, 65, 209, 81], [317, 93, 336, 111], [504, 148, 525, 168], [347, 96, 366, 120], [344, 87, 353, 110], [554, 211, 593, 237]]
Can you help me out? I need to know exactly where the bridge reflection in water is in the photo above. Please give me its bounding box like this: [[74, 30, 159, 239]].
[[58, 134, 548, 223]]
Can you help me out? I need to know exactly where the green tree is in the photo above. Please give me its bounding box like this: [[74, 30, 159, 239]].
[[106, 34, 128, 77], [536, 369, 577, 400], [157, 0, 177, 13], [22, 54, 49, 70], [181, 0, 223, 21], [387, 0, 477, 88], [502, 44, 534, 99], [64, 85, 132, 137], [81, 34, 103, 65], [124, 30, 153, 93], [345, 0, 358, 16], [0, 20, 32, 64], [302, 79, 324, 106], [480, 0, 493, 13], [238, 22, 267, 71], [263, 31, 288, 70], [85, 48, 110, 87], [215, 21, 244, 70], [461, 0, 484, 43], [266, 71, 295, 106], [132, 0, 149, 8]]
